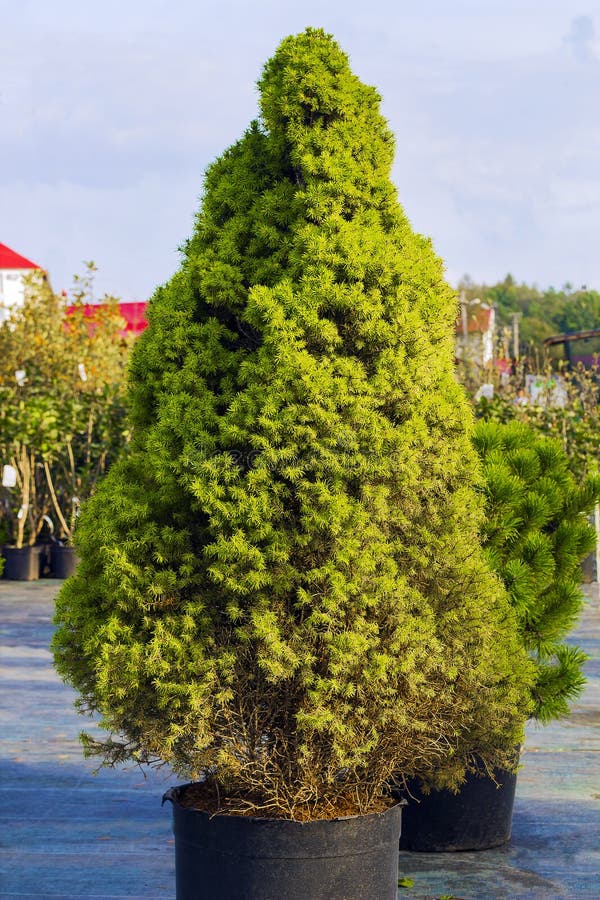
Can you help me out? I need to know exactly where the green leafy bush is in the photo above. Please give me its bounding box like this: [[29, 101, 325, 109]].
[[474, 420, 600, 723], [0, 267, 130, 546], [53, 29, 532, 818], [461, 362, 600, 481]]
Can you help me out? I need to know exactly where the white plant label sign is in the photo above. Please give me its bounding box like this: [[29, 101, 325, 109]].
[[2, 465, 17, 487]]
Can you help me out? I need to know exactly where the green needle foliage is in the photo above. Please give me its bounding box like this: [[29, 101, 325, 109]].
[[53, 28, 533, 818], [474, 420, 600, 723]]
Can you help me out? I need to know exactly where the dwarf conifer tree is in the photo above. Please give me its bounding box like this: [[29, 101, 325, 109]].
[[474, 420, 600, 723], [53, 29, 533, 817]]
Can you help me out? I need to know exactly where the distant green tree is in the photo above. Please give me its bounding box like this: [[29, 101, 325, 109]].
[[53, 28, 532, 818], [553, 290, 600, 334], [458, 275, 600, 356]]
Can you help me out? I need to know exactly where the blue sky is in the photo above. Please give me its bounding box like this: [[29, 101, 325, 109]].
[[1, 0, 599, 300]]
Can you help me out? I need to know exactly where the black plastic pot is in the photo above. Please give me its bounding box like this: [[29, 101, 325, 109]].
[[397, 767, 517, 851], [2, 545, 42, 581], [163, 784, 404, 900], [50, 544, 79, 579]]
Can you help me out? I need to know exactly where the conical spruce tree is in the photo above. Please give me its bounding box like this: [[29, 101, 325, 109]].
[[53, 28, 533, 817], [474, 420, 600, 723]]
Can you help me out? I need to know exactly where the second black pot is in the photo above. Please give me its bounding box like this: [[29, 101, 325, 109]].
[[397, 767, 517, 851], [163, 784, 404, 900], [50, 544, 79, 579]]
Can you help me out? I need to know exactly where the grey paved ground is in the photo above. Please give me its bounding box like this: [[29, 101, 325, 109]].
[[0, 580, 598, 899]]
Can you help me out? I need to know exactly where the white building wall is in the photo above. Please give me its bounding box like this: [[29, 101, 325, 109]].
[[0, 268, 31, 324], [482, 307, 496, 365]]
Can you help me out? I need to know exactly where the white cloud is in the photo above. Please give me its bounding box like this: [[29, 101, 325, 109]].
[[564, 15, 600, 62], [0, 173, 202, 300]]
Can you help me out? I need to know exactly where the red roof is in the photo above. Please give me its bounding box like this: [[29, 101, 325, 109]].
[[117, 301, 148, 334], [455, 306, 494, 334], [66, 301, 148, 336], [0, 243, 41, 270]]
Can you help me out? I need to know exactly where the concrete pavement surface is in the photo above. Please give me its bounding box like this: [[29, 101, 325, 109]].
[[0, 579, 598, 899]]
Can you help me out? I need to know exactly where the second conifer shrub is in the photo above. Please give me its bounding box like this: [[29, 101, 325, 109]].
[[53, 29, 533, 818], [474, 420, 600, 723]]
